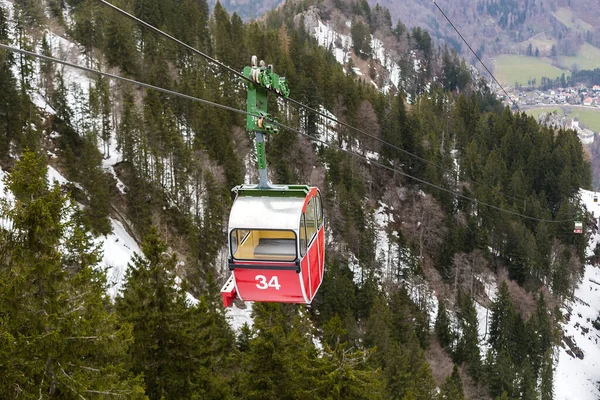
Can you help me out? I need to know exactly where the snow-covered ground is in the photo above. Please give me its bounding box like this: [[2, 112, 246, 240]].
[[227, 303, 254, 332], [554, 189, 600, 400], [308, 16, 401, 91], [100, 218, 140, 297]]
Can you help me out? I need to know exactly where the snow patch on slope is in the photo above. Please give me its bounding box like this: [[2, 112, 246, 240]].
[[313, 19, 352, 65], [101, 218, 141, 298], [554, 189, 600, 400], [307, 14, 400, 90], [227, 303, 254, 332]]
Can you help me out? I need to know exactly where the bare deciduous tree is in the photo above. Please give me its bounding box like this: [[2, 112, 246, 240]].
[[356, 100, 381, 154], [401, 193, 447, 261], [452, 249, 488, 297]]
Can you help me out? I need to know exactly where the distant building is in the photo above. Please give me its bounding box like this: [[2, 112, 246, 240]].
[[579, 128, 595, 144], [571, 117, 580, 130], [583, 97, 594, 106], [593, 85, 600, 93]]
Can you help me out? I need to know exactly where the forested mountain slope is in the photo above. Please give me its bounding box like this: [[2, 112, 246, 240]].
[[213, 0, 600, 62], [0, 0, 596, 398], [366, 0, 600, 62]]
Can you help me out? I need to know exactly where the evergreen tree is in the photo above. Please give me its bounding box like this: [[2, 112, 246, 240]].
[[438, 365, 465, 400], [236, 303, 319, 400], [0, 23, 24, 158], [70, 0, 101, 63], [539, 349, 554, 400], [116, 227, 233, 399], [519, 358, 537, 400], [489, 282, 515, 355], [435, 298, 453, 350], [454, 291, 481, 380], [486, 349, 517, 398], [105, 13, 139, 75], [0, 149, 146, 398], [79, 133, 112, 235], [351, 18, 372, 59], [314, 316, 386, 400]]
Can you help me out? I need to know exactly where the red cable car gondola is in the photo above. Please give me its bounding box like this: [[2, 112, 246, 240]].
[[221, 185, 325, 307], [221, 56, 325, 307]]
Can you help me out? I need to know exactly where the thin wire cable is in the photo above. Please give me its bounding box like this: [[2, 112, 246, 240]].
[[432, 0, 520, 111], [96, 0, 253, 85], [97, 0, 527, 205], [0, 44, 250, 117], [274, 120, 577, 223], [0, 44, 577, 223]]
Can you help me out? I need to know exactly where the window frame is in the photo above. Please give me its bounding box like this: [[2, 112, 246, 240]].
[[315, 192, 324, 228], [305, 197, 317, 245], [230, 228, 298, 262], [299, 214, 308, 257]]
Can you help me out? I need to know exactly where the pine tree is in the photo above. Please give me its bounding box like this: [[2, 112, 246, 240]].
[[486, 349, 517, 398], [237, 303, 319, 400], [314, 316, 386, 400], [528, 292, 553, 374], [454, 291, 481, 380], [40, 34, 54, 98], [519, 358, 537, 400], [0, 149, 146, 398], [104, 13, 139, 75], [539, 349, 554, 400], [435, 298, 453, 350], [0, 30, 24, 158], [79, 133, 112, 235], [438, 365, 465, 400], [212, 2, 233, 65], [71, 0, 102, 64], [489, 282, 515, 355], [116, 227, 233, 399]]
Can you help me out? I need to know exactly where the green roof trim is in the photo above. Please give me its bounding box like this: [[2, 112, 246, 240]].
[[232, 184, 310, 198]]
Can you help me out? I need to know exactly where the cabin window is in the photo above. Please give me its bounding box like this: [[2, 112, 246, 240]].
[[230, 229, 296, 261], [230, 229, 249, 256], [305, 198, 317, 243], [300, 214, 308, 256], [316, 192, 323, 228]]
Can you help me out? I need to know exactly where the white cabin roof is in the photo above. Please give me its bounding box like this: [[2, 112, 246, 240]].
[[229, 195, 305, 231]]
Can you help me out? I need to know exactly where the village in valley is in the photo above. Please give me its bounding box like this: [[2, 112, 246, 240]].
[[497, 84, 600, 144]]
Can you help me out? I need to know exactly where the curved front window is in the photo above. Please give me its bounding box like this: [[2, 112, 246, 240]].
[[230, 229, 297, 261]]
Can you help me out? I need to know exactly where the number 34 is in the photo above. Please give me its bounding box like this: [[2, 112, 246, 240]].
[[255, 275, 281, 290]]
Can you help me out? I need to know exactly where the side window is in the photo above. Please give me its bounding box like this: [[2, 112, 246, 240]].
[[316, 192, 323, 228], [230, 230, 249, 257], [299, 214, 308, 256], [305, 198, 317, 242], [230, 230, 239, 256]]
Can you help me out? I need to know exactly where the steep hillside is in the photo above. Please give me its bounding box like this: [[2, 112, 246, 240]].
[[367, 0, 600, 89], [213, 0, 600, 60], [369, 0, 600, 57], [0, 0, 596, 398]]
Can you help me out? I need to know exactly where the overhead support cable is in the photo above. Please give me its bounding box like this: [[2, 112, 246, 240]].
[[432, 0, 521, 111], [95, 0, 527, 204], [0, 43, 577, 223], [275, 120, 577, 223], [0, 44, 249, 117]]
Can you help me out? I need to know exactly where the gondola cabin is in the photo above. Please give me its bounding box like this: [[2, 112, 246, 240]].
[[574, 221, 583, 234], [221, 185, 325, 307], [594, 194, 598, 203]]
